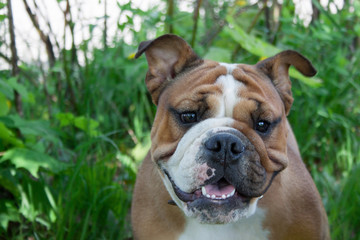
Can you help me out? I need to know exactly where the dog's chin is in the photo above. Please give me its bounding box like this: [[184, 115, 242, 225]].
[[163, 171, 260, 224], [183, 195, 259, 224]]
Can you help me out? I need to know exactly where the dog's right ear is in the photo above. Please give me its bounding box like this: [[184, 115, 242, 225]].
[[135, 34, 202, 105]]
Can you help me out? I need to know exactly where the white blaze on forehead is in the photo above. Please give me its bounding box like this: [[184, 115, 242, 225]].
[[216, 63, 244, 118], [220, 62, 238, 74]]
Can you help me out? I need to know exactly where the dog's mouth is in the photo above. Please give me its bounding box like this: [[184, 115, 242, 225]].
[[164, 171, 252, 204]]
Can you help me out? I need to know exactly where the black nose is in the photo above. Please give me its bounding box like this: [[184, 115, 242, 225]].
[[204, 133, 245, 165]]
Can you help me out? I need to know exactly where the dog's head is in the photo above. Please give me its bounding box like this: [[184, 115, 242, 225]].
[[136, 34, 316, 224]]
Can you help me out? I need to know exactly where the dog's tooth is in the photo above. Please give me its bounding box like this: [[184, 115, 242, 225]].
[[201, 187, 206, 196], [211, 195, 216, 199], [230, 189, 235, 197], [206, 194, 210, 198], [222, 194, 226, 199]]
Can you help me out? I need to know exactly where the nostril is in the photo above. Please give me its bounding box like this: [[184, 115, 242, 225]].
[[204, 133, 245, 165], [205, 139, 222, 152], [204, 133, 245, 163], [230, 142, 244, 154]]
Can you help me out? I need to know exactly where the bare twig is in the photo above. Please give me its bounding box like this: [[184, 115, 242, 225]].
[[247, 4, 266, 33], [61, 0, 77, 65], [53, 0, 79, 112], [191, 0, 203, 47], [0, 52, 11, 64], [22, 0, 56, 67], [166, 0, 174, 33], [58, 0, 78, 113], [38, 0, 61, 52], [7, 0, 23, 117], [270, 2, 283, 44], [200, 0, 228, 47], [264, 0, 271, 41]]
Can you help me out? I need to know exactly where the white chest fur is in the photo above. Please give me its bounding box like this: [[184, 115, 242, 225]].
[[178, 208, 269, 240]]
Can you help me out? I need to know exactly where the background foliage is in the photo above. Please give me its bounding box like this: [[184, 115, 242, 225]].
[[0, 0, 359, 239]]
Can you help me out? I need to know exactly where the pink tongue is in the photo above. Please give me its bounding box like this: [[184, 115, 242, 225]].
[[204, 183, 235, 196]]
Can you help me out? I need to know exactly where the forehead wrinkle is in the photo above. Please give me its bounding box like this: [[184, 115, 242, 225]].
[[170, 84, 221, 108], [160, 62, 226, 110], [233, 68, 266, 96], [233, 66, 283, 111]]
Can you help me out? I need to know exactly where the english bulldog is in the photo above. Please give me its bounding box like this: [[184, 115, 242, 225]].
[[131, 34, 329, 240]]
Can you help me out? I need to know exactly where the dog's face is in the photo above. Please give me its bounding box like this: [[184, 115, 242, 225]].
[[136, 34, 316, 224]]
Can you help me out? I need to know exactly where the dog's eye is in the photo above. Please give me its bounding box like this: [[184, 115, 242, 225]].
[[255, 120, 270, 133], [180, 112, 197, 124]]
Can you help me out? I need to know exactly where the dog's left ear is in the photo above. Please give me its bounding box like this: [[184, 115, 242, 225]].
[[135, 34, 202, 105], [256, 50, 316, 115]]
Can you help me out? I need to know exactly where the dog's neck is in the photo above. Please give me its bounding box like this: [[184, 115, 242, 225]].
[[178, 207, 270, 240]]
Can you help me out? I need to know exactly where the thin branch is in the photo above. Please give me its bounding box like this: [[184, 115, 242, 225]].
[[0, 52, 11, 64], [22, 0, 56, 67], [270, 2, 283, 45], [38, 0, 61, 52], [191, 0, 203, 47], [200, 0, 228, 47], [246, 4, 266, 33], [65, 0, 77, 65], [264, 0, 271, 41], [166, 0, 174, 33], [63, 0, 78, 112], [7, 0, 23, 117]]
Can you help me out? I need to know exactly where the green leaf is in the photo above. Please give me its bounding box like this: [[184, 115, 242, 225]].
[[7, 77, 29, 100], [225, 15, 322, 88], [0, 169, 20, 199], [0, 148, 69, 178], [0, 200, 20, 230], [225, 16, 280, 57], [0, 92, 9, 116], [56, 112, 75, 127], [0, 15, 6, 22], [4, 115, 57, 138], [204, 47, 232, 63], [0, 122, 24, 147], [74, 116, 99, 136], [289, 68, 322, 88], [130, 135, 151, 163], [116, 152, 137, 174], [0, 78, 14, 100]]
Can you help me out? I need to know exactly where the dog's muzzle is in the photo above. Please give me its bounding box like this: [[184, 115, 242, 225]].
[[166, 130, 267, 202], [202, 131, 267, 198], [161, 127, 280, 223]]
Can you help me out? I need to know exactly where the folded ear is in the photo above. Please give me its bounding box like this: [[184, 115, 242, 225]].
[[256, 50, 317, 115], [135, 34, 202, 105]]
